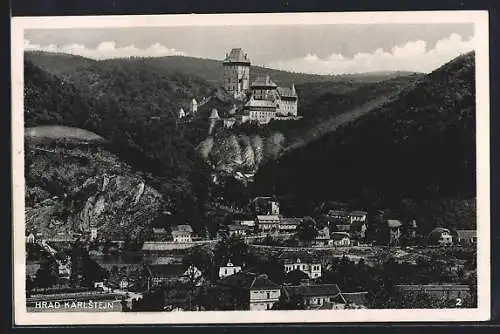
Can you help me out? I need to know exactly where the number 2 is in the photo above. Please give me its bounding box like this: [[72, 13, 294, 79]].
[[456, 298, 462, 306]]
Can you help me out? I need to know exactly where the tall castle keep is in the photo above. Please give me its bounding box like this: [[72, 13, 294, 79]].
[[222, 48, 299, 125], [223, 48, 251, 99]]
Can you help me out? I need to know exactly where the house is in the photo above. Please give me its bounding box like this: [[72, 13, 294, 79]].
[[279, 254, 322, 279], [349, 220, 367, 244], [251, 196, 280, 215], [218, 261, 242, 279], [147, 264, 203, 287], [325, 209, 350, 226], [152, 227, 170, 241], [256, 215, 280, 233], [395, 284, 471, 301], [387, 219, 403, 246], [236, 219, 256, 228], [178, 108, 185, 119], [171, 225, 193, 243], [282, 284, 346, 309], [455, 230, 477, 246], [228, 224, 250, 237], [349, 211, 368, 225], [279, 217, 301, 232], [190, 98, 198, 114], [217, 272, 281, 310], [331, 232, 351, 247], [341, 291, 369, 309], [314, 226, 332, 246], [428, 227, 454, 246]]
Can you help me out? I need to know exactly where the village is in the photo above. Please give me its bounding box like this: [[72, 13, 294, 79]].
[[25, 194, 477, 312]]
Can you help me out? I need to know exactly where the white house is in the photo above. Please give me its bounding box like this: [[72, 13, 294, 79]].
[[256, 215, 280, 233], [171, 224, 193, 242], [331, 232, 351, 247], [349, 211, 368, 225], [281, 256, 322, 279], [218, 261, 242, 279]]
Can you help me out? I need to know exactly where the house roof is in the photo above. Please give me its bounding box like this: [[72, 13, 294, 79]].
[[342, 292, 368, 306], [228, 224, 250, 231], [428, 227, 451, 238], [350, 211, 368, 216], [251, 75, 277, 88], [153, 228, 167, 234], [256, 215, 280, 222], [387, 219, 403, 228], [279, 253, 319, 264], [331, 232, 350, 240], [218, 271, 280, 290], [283, 284, 343, 298], [223, 48, 251, 64], [327, 210, 349, 217], [456, 230, 476, 239], [172, 225, 193, 233]]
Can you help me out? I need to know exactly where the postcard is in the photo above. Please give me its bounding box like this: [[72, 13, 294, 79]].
[[11, 11, 490, 325]]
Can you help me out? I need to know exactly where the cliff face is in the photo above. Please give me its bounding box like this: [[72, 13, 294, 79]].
[[25, 133, 165, 240]]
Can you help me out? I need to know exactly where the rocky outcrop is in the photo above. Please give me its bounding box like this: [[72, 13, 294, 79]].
[[25, 137, 165, 240]]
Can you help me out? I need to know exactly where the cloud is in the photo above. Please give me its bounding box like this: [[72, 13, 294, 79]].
[[266, 33, 476, 74], [24, 39, 186, 59]]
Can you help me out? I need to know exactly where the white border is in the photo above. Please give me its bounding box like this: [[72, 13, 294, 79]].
[[12, 11, 490, 325]]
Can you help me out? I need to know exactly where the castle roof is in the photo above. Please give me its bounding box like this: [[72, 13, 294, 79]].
[[223, 48, 251, 64], [277, 86, 297, 98], [251, 75, 277, 88], [244, 98, 277, 109]]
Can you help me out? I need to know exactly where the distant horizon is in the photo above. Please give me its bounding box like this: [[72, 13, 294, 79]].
[[25, 49, 472, 77], [24, 23, 475, 75]]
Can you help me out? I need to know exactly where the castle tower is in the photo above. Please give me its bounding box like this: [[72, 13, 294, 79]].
[[223, 48, 251, 99]]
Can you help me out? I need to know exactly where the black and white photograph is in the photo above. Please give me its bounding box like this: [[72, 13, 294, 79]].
[[11, 11, 490, 324]]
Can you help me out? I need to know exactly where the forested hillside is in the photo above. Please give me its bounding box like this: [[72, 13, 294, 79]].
[[254, 52, 476, 232]]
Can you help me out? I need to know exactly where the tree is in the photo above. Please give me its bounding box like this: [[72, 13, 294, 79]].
[[131, 288, 165, 311], [297, 217, 318, 242], [273, 293, 305, 310], [35, 256, 59, 290]]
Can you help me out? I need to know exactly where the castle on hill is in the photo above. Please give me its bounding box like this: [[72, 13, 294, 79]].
[[221, 48, 300, 125]]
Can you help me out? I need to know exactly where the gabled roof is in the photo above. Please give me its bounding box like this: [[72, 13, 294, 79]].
[[279, 252, 319, 264], [251, 75, 277, 88], [342, 292, 368, 306], [223, 48, 251, 64], [283, 284, 343, 298], [217, 271, 279, 290]]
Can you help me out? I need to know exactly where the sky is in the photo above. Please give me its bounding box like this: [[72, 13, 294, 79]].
[[24, 24, 475, 75]]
